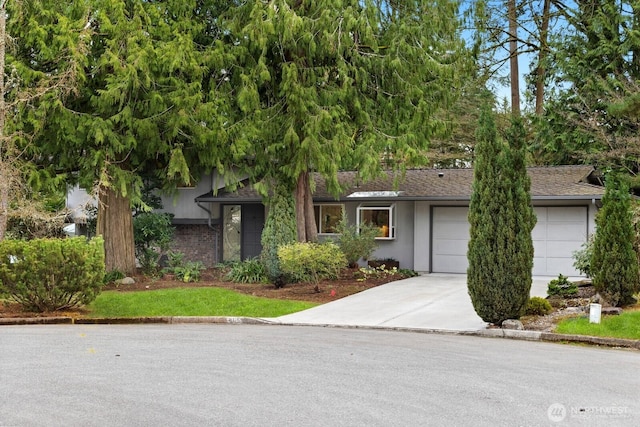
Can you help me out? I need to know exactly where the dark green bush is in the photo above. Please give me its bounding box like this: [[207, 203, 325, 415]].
[[225, 258, 268, 283], [547, 274, 578, 297], [331, 217, 379, 267], [525, 297, 553, 316], [0, 237, 105, 312], [591, 175, 640, 306], [133, 212, 174, 275], [261, 183, 297, 283], [278, 242, 346, 291]]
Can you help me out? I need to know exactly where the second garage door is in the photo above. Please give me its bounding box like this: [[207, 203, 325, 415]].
[[431, 206, 588, 276]]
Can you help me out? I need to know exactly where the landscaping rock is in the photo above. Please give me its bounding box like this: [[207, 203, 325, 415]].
[[563, 307, 584, 315], [116, 277, 136, 285], [501, 319, 524, 330], [601, 307, 623, 316]]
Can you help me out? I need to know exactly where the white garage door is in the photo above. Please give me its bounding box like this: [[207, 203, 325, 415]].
[[431, 206, 588, 276]]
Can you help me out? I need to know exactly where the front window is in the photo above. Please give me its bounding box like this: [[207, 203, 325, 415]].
[[357, 204, 396, 239], [314, 204, 344, 234]]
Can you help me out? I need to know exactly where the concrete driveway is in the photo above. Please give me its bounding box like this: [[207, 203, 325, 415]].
[[275, 274, 554, 331]]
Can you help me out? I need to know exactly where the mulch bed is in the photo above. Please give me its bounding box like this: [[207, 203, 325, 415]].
[[1, 267, 409, 318]]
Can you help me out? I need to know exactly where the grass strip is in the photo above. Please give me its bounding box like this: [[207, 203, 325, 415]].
[[88, 287, 317, 318], [554, 310, 640, 340]]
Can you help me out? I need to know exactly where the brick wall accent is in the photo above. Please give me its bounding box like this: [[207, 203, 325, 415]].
[[170, 224, 219, 267]]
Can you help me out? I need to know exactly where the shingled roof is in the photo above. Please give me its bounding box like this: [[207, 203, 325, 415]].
[[195, 165, 604, 203]]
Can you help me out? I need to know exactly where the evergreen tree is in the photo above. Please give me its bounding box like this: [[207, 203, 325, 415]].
[[220, 0, 470, 240], [28, 0, 230, 273], [591, 175, 640, 306], [261, 182, 298, 286], [467, 101, 536, 325]]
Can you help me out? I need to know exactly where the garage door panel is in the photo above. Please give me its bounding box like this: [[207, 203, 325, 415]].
[[546, 223, 586, 240], [433, 223, 469, 239], [433, 239, 467, 256], [548, 206, 587, 221], [547, 241, 583, 258], [432, 206, 588, 276]]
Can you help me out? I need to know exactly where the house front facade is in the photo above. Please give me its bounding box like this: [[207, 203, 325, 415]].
[[159, 165, 604, 277]]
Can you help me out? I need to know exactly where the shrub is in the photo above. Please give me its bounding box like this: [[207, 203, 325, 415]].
[[332, 217, 379, 267], [162, 252, 204, 283], [226, 258, 268, 284], [0, 237, 105, 312], [261, 183, 297, 284], [467, 109, 536, 325], [172, 261, 205, 283], [572, 235, 594, 277], [547, 274, 578, 298], [525, 297, 553, 316], [278, 242, 347, 291], [591, 175, 640, 306], [133, 212, 174, 275]]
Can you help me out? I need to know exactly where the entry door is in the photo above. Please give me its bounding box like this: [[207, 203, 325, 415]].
[[241, 204, 265, 260]]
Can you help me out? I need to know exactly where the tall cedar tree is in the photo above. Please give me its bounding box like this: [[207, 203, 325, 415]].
[[30, 0, 230, 273], [1, 0, 90, 240], [220, 0, 469, 241], [591, 175, 640, 307], [467, 103, 536, 325]]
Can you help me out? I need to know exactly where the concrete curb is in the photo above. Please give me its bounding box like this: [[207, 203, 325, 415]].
[[1, 315, 638, 350], [0, 316, 276, 326]]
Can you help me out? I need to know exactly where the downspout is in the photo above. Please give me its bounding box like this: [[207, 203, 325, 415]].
[[197, 201, 216, 231]]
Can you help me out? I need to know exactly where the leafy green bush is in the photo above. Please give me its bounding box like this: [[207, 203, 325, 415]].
[[172, 261, 205, 283], [161, 251, 204, 282], [133, 212, 174, 275], [332, 217, 379, 267], [278, 242, 347, 291], [525, 297, 553, 316], [225, 258, 268, 283], [572, 235, 594, 277], [547, 274, 578, 297], [0, 237, 105, 312]]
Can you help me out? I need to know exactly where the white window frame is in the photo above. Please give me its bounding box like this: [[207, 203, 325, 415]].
[[357, 203, 396, 240], [314, 204, 345, 235]]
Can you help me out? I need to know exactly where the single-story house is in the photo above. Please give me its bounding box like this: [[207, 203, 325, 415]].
[[159, 165, 604, 276]]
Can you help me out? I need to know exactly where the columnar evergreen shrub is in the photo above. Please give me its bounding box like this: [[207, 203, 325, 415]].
[[261, 183, 297, 285], [0, 237, 105, 311], [591, 175, 640, 306], [467, 106, 536, 325], [278, 242, 347, 292]]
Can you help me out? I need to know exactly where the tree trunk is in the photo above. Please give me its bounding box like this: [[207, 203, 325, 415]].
[[535, 0, 551, 116], [97, 185, 136, 274], [508, 0, 520, 117], [294, 171, 318, 242]]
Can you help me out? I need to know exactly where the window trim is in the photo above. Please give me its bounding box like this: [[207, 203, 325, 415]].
[[357, 203, 396, 240], [314, 203, 345, 235]]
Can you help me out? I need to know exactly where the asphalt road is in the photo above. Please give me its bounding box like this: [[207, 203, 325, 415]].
[[1, 325, 638, 427]]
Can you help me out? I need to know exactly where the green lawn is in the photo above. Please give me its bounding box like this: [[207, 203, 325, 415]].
[[87, 287, 317, 318], [554, 310, 640, 340]]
